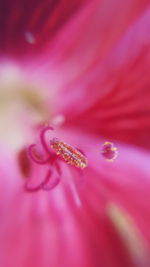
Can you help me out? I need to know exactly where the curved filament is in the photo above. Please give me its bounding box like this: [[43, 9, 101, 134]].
[[28, 144, 50, 165], [42, 175, 61, 191], [42, 163, 61, 190], [55, 162, 62, 176], [40, 125, 54, 155], [24, 169, 52, 192]]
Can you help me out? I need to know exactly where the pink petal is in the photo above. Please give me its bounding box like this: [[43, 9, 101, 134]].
[[25, 1, 150, 114], [0, 132, 150, 267], [48, 0, 149, 73], [1, 0, 149, 152], [61, 6, 150, 149], [0, 0, 85, 57]]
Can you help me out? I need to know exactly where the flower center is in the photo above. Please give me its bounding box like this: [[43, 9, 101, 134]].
[[23, 126, 88, 192], [0, 62, 50, 150]]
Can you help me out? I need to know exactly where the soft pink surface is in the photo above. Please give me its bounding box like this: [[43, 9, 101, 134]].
[[1, 134, 150, 267], [0, 0, 150, 267]]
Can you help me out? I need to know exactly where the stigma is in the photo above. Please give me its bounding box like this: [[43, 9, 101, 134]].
[[50, 138, 88, 169]]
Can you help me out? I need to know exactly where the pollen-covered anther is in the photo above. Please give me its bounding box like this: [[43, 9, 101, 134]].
[[101, 141, 118, 161], [25, 126, 88, 193], [50, 138, 88, 169]]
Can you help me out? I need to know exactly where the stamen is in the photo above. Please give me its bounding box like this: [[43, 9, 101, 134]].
[[28, 144, 50, 165], [101, 141, 118, 161], [24, 169, 52, 192], [50, 138, 88, 169], [40, 125, 54, 155], [55, 162, 62, 176], [25, 126, 87, 193], [42, 174, 61, 191]]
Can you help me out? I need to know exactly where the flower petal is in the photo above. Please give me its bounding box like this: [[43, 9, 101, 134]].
[[0, 132, 150, 266], [31, 0, 149, 114], [0, 0, 85, 57], [62, 6, 150, 149]]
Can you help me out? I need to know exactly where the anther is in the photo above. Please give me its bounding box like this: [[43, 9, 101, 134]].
[[25, 126, 87, 193], [101, 141, 118, 161], [50, 138, 88, 169]]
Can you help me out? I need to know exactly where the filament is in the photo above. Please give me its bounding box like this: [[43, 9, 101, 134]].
[[28, 144, 50, 165], [42, 175, 61, 190], [40, 125, 54, 155], [24, 169, 52, 192]]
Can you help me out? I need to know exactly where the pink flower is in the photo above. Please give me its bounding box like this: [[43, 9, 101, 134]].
[[0, 1, 150, 267]]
